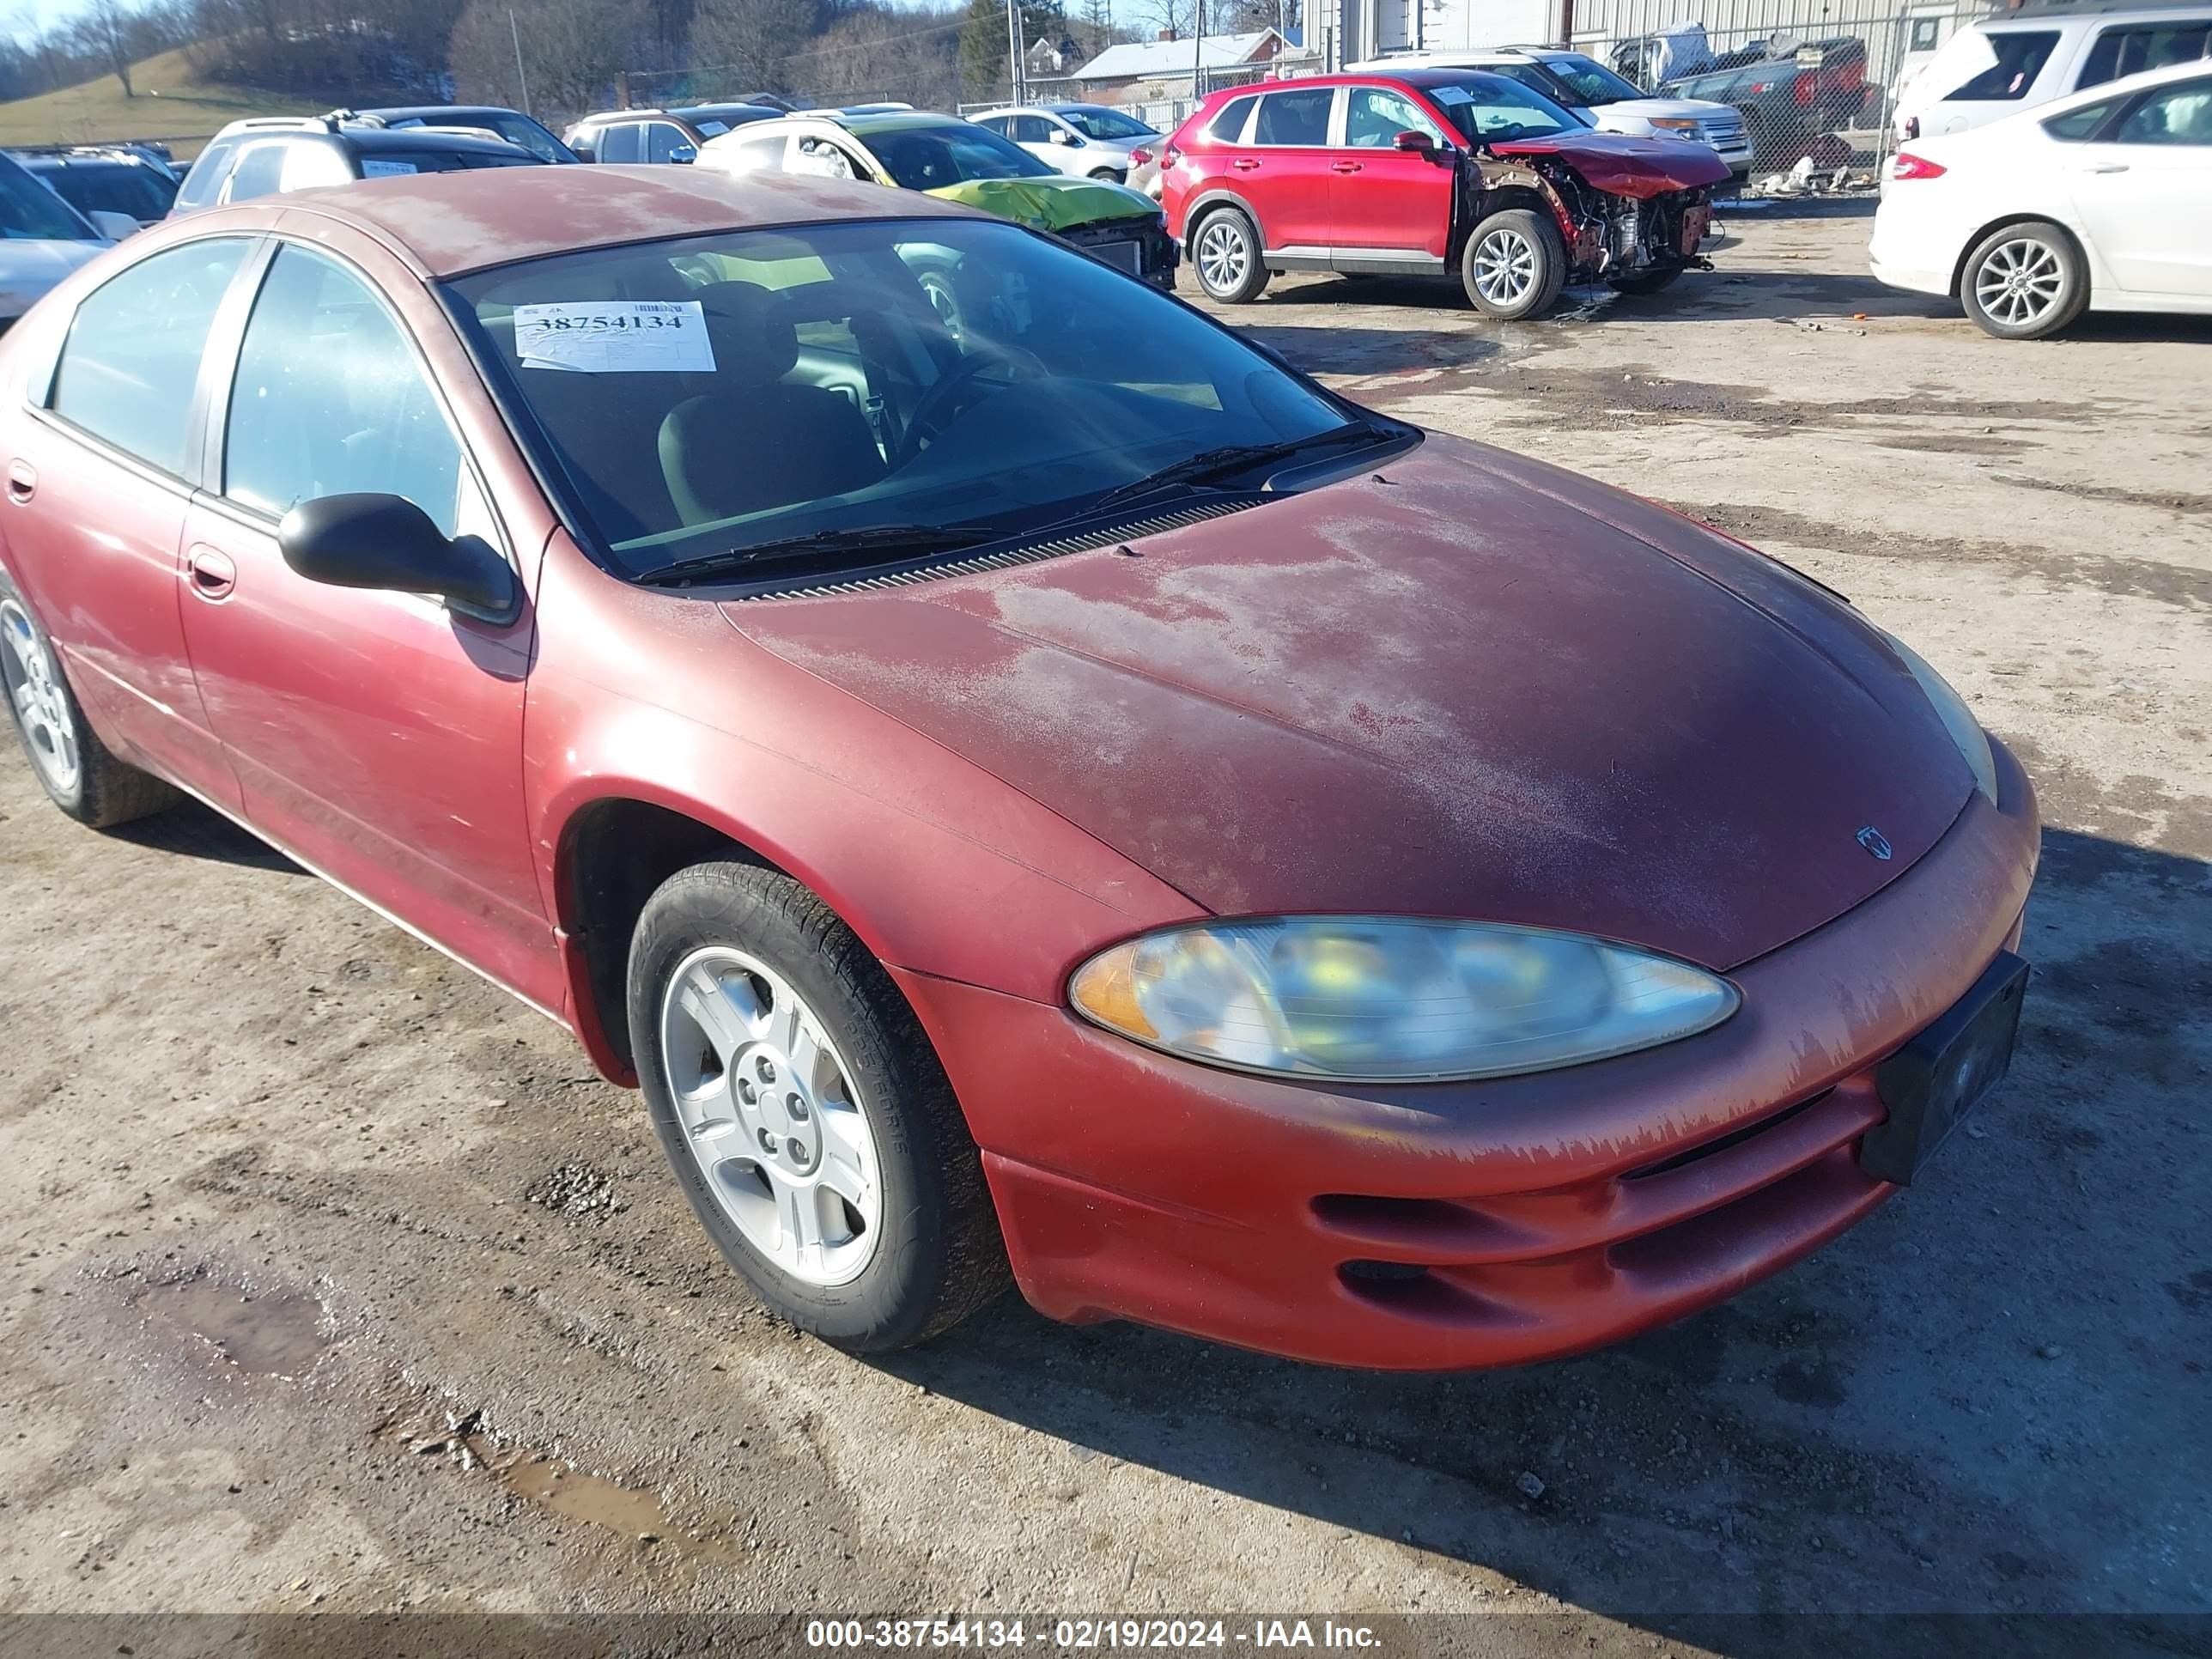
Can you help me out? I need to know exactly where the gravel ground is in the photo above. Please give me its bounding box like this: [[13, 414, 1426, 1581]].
[[1, 205, 2206, 1657]]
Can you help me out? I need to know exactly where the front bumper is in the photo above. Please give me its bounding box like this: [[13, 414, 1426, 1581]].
[[896, 737, 2039, 1370]]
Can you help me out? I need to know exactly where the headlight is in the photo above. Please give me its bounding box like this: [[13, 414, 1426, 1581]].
[[1881, 630, 1996, 800], [1650, 117, 1703, 132], [1068, 918, 1738, 1083]]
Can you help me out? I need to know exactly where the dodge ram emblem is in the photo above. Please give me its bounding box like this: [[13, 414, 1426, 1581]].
[[1856, 825, 1894, 860]]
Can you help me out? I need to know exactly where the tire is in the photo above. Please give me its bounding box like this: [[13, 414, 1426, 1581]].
[[0, 562, 175, 829], [1959, 221, 2088, 341], [1188, 205, 1269, 304], [1086, 167, 1125, 184], [1609, 264, 1686, 297], [627, 860, 1009, 1351], [1461, 208, 1566, 320]]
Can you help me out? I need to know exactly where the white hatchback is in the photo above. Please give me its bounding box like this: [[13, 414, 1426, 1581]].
[[1869, 59, 2212, 337], [1894, 4, 2210, 142]]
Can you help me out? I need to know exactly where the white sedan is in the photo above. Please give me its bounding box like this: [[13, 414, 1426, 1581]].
[[1869, 58, 2212, 338]]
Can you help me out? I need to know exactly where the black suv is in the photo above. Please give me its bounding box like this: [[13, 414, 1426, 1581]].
[[9, 145, 179, 226], [563, 104, 781, 163], [171, 117, 542, 216], [343, 105, 580, 163]]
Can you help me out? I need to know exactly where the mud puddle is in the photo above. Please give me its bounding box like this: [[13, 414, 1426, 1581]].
[[133, 1278, 329, 1378]]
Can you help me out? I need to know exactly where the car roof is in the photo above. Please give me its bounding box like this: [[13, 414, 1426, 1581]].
[[216, 164, 983, 278], [672, 103, 778, 120], [340, 127, 526, 155], [841, 111, 966, 136], [1983, 0, 2211, 21], [362, 105, 532, 121]]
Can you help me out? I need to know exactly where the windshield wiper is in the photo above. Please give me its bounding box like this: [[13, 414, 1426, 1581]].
[[635, 522, 1000, 586], [1081, 421, 1393, 519]]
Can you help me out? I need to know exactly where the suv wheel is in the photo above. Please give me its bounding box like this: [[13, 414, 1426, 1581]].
[[1960, 221, 2087, 341], [1461, 208, 1566, 320], [0, 564, 174, 828], [627, 860, 1009, 1351], [1190, 206, 1269, 303]]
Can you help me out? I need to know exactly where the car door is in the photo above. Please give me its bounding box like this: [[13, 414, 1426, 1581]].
[[174, 234, 558, 1008], [1328, 84, 1454, 263], [2065, 74, 2212, 295], [646, 121, 696, 163], [9, 234, 256, 809], [596, 121, 645, 163], [1238, 85, 1342, 252], [1011, 113, 1064, 170]]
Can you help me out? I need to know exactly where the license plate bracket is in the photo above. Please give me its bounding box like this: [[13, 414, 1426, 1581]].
[[1862, 951, 2028, 1185]]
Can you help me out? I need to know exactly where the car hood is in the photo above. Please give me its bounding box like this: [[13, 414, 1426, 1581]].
[[0, 238, 105, 319], [1492, 130, 1734, 195], [1593, 94, 1741, 123], [720, 434, 1973, 971], [922, 173, 1158, 230]]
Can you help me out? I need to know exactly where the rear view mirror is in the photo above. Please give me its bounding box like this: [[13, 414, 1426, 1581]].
[[279, 493, 517, 623], [1392, 129, 1437, 152]]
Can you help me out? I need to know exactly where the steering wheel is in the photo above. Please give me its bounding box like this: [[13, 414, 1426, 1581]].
[[895, 340, 1048, 467]]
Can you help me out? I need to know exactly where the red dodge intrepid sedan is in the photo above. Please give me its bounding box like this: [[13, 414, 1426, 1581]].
[[0, 167, 2038, 1366]]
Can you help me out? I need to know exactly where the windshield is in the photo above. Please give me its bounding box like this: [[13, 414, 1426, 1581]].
[[1543, 54, 1648, 105], [449, 218, 1363, 580], [1420, 76, 1581, 143], [37, 161, 177, 222], [488, 116, 576, 161], [0, 156, 98, 240], [1059, 107, 1157, 141], [866, 123, 1056, 188], [372, 147, 541, 173]]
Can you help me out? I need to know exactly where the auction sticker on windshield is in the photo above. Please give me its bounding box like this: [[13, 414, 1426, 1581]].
[[514, 300, 717, 374]]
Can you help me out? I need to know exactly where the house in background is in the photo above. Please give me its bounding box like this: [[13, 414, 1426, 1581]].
[[1068, 28, 1289, 101], [1025, 33, 1085, 76]]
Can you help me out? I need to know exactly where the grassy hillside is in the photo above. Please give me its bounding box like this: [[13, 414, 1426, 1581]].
[[0, 48, 337, 160]]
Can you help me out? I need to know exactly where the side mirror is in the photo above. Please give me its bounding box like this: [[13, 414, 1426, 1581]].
[[89, 209, 140, 241], [669, 143, 697, 164], [279, 494, 517, 623], [1392, 129, 1437, 152], [1050, 128, 1079, 146]]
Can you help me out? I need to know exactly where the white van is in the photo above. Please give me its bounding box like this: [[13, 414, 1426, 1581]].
[[1894, 1, 2211, 141]]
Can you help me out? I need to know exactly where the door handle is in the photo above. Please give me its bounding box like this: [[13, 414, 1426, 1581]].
[[1230, 157, 1261, 171], [1329, 161, 1363, 173], [2082, 161, 2129, 173], [5, 460, 33, 503], [185, 545, 236, 602]]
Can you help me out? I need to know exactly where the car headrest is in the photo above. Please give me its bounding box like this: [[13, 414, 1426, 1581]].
[[690, 280, 797, 383]]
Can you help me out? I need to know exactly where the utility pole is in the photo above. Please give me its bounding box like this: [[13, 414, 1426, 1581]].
[[509, 9, 532, 117], [1006, 0, 1024, 102], [1193, 0, 1202, 106]]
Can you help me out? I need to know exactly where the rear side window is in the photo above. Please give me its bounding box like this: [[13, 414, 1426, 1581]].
[[599, 123, 643, 163], [225, 142, 290, 202], [173, 139, 239, 211], [224, 246, 464, 533], [1208, 94, 1258, 141], [1253, 88, 1334, 145], [2076, 24, 2210, 89], [50, 238, 251, 475], [1945, 31, 2058, 100], [2043, 97, 2119, 140], [2114, 76, 2212, 143]]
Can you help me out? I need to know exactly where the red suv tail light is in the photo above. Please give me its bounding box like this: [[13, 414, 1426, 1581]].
[[1888, 151, 1946, 181]]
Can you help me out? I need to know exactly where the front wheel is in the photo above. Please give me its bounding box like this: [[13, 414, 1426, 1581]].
[[1959, 221, 2087, 341], [1189, 206, 1269, 303], [1461, 208, 1566, 320], [627, 860, 1008, 1351]]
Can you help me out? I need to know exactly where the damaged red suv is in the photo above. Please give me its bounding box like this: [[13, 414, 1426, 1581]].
[[1164, 70, 1734, 318]]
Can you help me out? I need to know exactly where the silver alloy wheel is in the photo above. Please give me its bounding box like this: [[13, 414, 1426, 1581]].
[[1195, 216, 1250, 294], [658, 945, 884, 1287], [1974, 236, 2065, 329], [1471, 228, 1538, 306], [0, 599, 78, 793]]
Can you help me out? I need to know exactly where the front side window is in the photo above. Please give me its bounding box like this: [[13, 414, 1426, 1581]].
[[50, 238, 251, 474], [1421, 76, 1578, 143], [793, 134, 861, 179], [0, 155, 99, 240], [1252, 88, 1334, 145], [715, 131, 791, 173], [1012, 115, 1054, 143], [1060, 107, 1155, 141], [224, 246, 463, 534], [2077, 24, 2210, 89], [2115, 77, 2212, 144], [1943, 30, 2057, 100], [489, 115, 574, 161], [173, 138, 240, 211], [647, 123, 692, 162], [598, 123, 643, 163], [865, 124, 1054, 187], [1345, 87, 1443, 148], [450, 218, 1364, 580]]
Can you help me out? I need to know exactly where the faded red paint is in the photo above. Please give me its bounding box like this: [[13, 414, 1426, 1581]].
[[0, 171, 2039, 1369]]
